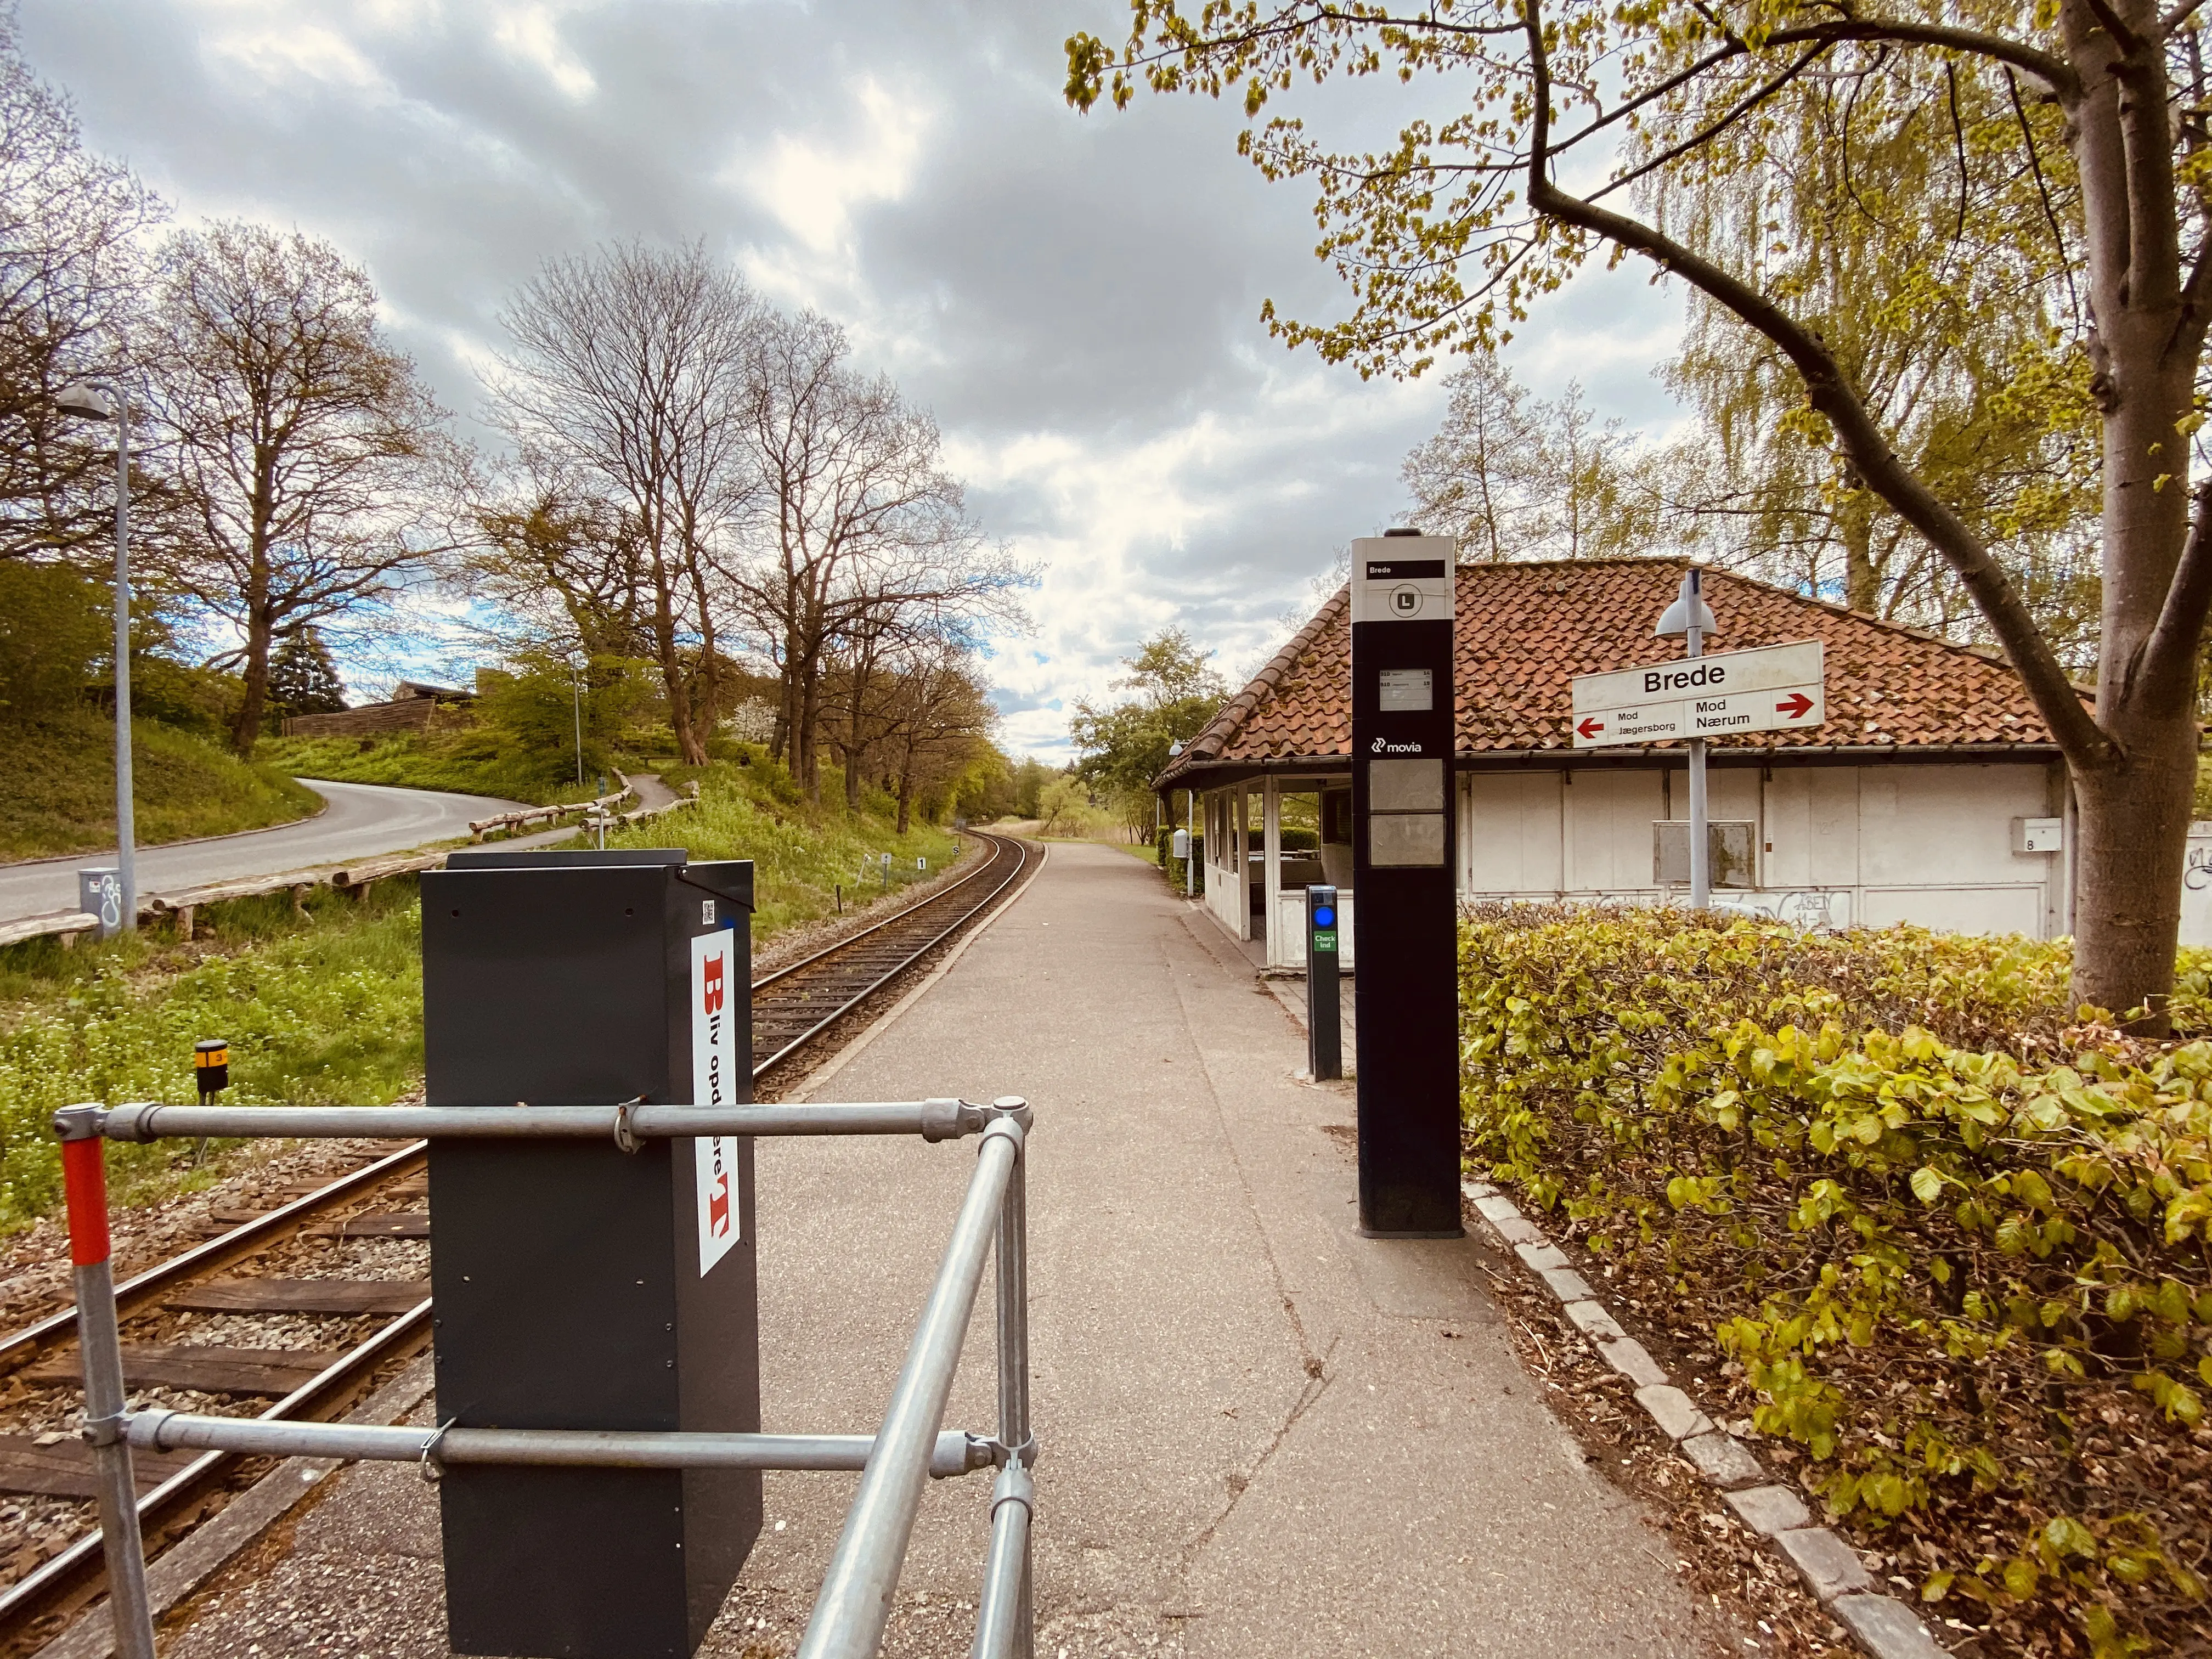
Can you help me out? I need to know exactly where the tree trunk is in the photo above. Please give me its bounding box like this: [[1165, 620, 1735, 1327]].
[[796, 665, 822, 804], [2070, 340, 2200, 1022], [668, 673, 704, 766], [896, 748, 915, 834], [230, 608, 274, 753], [2071, 710, 2198, 1019], [1839, 494, 1877, 615]]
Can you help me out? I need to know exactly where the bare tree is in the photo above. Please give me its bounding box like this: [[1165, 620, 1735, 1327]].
[[485, 241, 759, 763], [142, 222, 460, 752], [731, 309, 1024, 802], [0, 9, 161, 564], [877, 647, 997, 833]]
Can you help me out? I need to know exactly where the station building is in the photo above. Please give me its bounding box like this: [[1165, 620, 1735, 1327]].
[[1155, 557, 2092, 970]]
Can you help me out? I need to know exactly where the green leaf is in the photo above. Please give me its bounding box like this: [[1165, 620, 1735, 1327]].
[[2044, 1515, 2097, 1559], [1910, 1166, 1944, 1204]]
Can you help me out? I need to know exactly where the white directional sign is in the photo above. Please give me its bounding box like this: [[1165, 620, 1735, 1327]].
[[1570, 640, 1825, 749]]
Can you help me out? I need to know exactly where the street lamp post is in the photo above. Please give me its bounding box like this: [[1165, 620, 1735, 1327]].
[[568, 651, 586, 787], [58, 383, 134, 933], [1654, 566, 1719, 910]]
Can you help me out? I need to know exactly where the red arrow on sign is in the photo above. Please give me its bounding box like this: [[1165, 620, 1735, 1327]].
[[1775, 692, 1815, 718], [1576, 715, 1605, 738]]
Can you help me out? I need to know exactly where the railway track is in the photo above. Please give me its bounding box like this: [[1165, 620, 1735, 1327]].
[[0, 829, 1036, 1654]]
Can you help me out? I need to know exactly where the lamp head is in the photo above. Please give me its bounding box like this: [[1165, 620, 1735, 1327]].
[[55, 383, 114, 422], [1654, 565, 1717, 637]]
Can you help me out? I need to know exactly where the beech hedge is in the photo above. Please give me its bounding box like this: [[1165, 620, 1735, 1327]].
[[1458, 906, 2211, 1657]]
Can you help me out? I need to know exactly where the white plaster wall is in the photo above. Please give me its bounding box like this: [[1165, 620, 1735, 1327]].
[[1463, 771, 1562, 893], [1460, 760, 2062, 938], [1563, 770, 1666, 892]]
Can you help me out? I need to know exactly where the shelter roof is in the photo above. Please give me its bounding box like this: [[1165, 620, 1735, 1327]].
[[1158, 557, 2076, 789]]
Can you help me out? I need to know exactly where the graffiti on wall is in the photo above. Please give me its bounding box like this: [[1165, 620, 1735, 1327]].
[[2187, 842, 2212, 891], [1711, 889, 1854, 933]]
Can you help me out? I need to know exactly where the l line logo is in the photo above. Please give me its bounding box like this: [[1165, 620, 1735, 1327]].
[[691, 929, 743, 1277]]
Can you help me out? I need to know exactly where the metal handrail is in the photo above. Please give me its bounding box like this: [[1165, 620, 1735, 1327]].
[[52, 1094, 1039, 1659]]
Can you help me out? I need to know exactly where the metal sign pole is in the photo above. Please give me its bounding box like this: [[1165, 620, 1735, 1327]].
[[1684, 568, 1708, 911]]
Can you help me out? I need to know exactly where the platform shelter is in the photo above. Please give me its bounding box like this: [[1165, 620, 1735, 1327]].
[[1157, 557, 2090, 969]]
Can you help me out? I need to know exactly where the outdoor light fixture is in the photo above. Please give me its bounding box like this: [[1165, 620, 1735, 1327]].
[[56, 383, 114, 422], [568, 650, 587, 786], [57, 379, 136, 933], [1654, 568, 1717, 637]]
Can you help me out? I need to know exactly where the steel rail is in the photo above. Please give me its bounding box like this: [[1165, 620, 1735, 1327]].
[[0, 1142, 426, 1373], [970, 1463, 1036, 1659], [751, 830, 1015, 992], [753, 833, 1032, 1080], [0, 1301, 432, 1641]]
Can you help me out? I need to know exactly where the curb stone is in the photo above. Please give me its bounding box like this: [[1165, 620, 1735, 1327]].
[[1463, 1178, 1956, 1659]]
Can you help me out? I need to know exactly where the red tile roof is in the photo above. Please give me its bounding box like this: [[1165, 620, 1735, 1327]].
[[1159, 558, 2076, 787]]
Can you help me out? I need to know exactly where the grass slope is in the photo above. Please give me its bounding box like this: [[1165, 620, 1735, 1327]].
[[602, 759, 960, 939], [0, 759, 963, 1229], [257, 729, 596, 806], [0, 710, 320, 862]]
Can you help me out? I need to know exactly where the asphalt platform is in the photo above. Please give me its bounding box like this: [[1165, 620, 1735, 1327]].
[[146, 840, 1726, 1659]]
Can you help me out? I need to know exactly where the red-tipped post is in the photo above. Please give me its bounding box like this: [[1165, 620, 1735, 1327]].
[[51, 1104, 155, 1659], [61, 1133, 110, 1267]]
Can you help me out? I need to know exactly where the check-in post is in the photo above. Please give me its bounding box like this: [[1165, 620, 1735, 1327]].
[[1305, 884, 1341, 1082], [1349, 532, 1463, 1238]]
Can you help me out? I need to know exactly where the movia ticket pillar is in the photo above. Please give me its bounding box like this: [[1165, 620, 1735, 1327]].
[[420, 848, 761, 1659], [1350, 532, 1465, 1238]]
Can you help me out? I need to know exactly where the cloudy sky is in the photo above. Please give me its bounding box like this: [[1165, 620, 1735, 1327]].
[[21, 0, 1687, 758]]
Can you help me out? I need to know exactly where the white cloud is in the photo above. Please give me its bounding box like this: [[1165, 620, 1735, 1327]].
[[738, 76, 929, 259], [490, 4, 597, 100]]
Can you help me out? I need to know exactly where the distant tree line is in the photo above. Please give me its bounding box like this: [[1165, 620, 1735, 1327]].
[[0, 16, 1025, 830]]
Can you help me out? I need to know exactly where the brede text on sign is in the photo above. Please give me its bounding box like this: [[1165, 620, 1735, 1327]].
[[690, 929, 743, 1276]]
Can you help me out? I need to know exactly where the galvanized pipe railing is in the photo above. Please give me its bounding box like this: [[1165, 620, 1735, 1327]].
[[798, 1118, 1022, 1659], [53, 1092, 1038, 1659], [127, 1415, 995, 1477], [92, 1097, 1003, 1144]]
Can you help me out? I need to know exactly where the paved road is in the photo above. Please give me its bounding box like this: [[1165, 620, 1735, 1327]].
[[0, 778, 528, 925]]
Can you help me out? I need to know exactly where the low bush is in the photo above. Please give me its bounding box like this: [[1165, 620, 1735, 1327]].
[[1459, 906, 2211, 1657]]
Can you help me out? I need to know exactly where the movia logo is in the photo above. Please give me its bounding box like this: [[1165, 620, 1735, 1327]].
[[1371, 737, 1425, 754]]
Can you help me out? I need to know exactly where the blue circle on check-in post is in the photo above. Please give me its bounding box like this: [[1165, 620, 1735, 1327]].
[[1313, 906, 1336, 928]]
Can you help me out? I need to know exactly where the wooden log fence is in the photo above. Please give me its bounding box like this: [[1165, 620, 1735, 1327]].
[[467, 774, 634, 840], [0, 781, 703, 951]]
